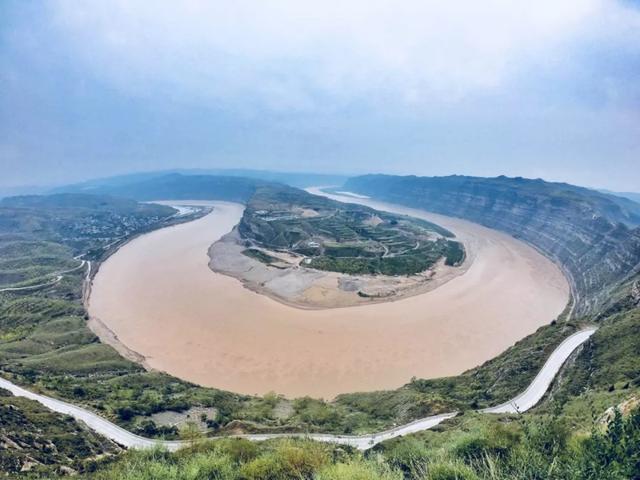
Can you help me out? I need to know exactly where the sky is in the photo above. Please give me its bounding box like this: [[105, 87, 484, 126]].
[[1, 1, 639, 191]]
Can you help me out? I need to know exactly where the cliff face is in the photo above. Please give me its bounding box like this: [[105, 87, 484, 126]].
[[343, 175, 640, 316]]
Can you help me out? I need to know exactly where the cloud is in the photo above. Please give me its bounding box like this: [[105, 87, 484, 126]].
[[2, 1, 639, 191], [47, 0, 639, 110]]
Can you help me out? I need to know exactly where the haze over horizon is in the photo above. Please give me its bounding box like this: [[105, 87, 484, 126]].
[[1, 1, 639, 191]]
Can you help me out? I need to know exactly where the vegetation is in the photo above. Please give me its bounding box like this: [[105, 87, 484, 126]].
[[343, 174, 640, 315], [239, 185, 463, 276], [242, 248, 282, 266], [1, 176, 640, 478], [374, 405, 640, 480], [22, 404, 635, 479], [0, 388, 119, 476], [0, 194, 175, 262], [82, 439, 394, 480], [444, 240, 465, 266]]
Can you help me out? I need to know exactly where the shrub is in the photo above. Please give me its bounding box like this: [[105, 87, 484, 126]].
[[425, 461, 480, 480], [384, 438, 430, 476], [315, 459, 403, 480], [217, 438, 259, 464]]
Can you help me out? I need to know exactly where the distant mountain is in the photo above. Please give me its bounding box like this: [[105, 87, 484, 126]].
[[0, 185, 52, 200], [189, 169, 349, 188], [343, 174, 640, 315], [1, 192, 150, 211], [52, 173, 270, 203], [598, 188, 640, 205], [53, 168, 348, 193]]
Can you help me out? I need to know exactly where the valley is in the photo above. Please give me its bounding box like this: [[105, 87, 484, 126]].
[[88, 189, 568, 398], [0, 173, 638, 478]]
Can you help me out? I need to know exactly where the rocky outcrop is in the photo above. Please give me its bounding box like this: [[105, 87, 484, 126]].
[[343, 175, 640, 316], [632, 281, 640, 306]]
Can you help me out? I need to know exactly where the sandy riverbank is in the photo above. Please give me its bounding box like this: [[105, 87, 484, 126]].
[[88, 194, 569, 399], [208, 227, 470, 310]]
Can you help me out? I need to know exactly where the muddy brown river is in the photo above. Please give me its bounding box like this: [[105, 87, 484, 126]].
[[88, 191, 569, 399]]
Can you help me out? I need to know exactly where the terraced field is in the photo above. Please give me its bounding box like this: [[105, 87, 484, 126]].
[[238, 185, 464, 276]]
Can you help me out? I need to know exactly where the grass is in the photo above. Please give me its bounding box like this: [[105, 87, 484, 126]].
[[0, 388, 120, 476], [82, 438, 403, 480], [27, 403, 637, 479], [0, 241, 77, 288], [376, 403, 640, 480]]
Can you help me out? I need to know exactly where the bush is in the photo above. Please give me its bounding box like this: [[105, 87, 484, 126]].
[[384, 438, 430, 476], [239, 440, 329, 480], [316, 459, 403, 480], [425, 461, 480, 480], [454, 422, 521, 462], [217, 438, 259, 464]]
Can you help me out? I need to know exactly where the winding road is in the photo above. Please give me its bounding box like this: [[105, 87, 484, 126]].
[[0, 327, 595, 451], [0, 258, 88, 293]]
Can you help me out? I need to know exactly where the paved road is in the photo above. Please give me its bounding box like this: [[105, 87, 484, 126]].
[[0, 328, 595, 451], [481, 328, 596, 414], [0, 203, 200, 295], [0, 259, 88, 293]]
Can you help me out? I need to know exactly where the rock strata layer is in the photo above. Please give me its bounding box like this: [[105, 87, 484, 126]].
[[344, 175, 640, 315]]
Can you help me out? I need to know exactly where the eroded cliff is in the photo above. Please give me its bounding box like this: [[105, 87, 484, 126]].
[[343, 175, 640, 316]]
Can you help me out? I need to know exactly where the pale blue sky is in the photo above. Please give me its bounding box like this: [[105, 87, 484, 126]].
[[1, 1, 639, 191]]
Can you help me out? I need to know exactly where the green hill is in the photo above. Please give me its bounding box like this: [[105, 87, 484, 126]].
[[238, 185, 463, 275]]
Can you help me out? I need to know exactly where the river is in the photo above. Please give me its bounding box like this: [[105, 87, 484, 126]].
[[88, 191, 569, 399]]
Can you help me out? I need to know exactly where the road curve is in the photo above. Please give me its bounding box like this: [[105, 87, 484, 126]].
[[0, 259, 88, 293], [0, 328, 595, 451], [482, 327, 596, 414]]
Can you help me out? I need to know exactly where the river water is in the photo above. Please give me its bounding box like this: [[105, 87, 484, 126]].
[[88, 192, 569, 399]]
